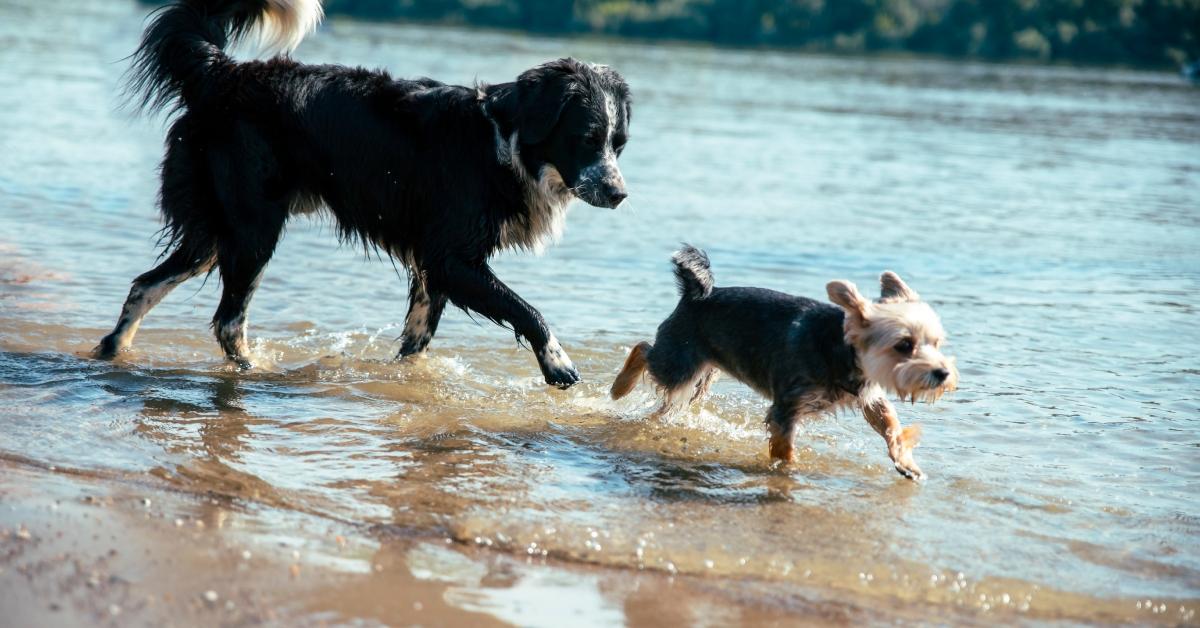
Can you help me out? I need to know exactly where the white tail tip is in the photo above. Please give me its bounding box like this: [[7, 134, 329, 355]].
[[255, 0, 324, 56]]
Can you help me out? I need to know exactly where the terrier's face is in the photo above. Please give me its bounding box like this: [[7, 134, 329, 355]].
[[827, 272, 958, 402]]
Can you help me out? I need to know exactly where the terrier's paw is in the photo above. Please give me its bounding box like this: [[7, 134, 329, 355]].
[[890, 425, 924, 481], [537, 337, 579, 389], [893, 458, 925, 481], [768, 437, 795, 464]]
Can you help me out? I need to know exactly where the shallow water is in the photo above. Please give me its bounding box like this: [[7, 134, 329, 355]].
[[2, 0, 1199, 624]]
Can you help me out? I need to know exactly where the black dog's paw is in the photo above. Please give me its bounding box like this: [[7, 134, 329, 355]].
[[228, 355, 254, 371], [92, 335, 121, 360], [396, 333, 432, 359], [537, 338, 580, 389], [543, 361, 580, 389], [542, 363, 580, 389]]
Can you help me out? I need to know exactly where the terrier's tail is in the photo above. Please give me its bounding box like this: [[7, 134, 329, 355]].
[[610, 341, 652, 400], [672, 244, 714, 301]]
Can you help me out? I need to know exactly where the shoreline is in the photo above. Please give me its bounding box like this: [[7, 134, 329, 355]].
[[131, 0, 1197, 73], [0, 458, 849, 626], [5, 452, 1189, 626]]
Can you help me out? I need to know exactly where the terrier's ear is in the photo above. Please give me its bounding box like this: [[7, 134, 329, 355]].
[[879, 271, 920, 302], [827, 280, 870, 323]]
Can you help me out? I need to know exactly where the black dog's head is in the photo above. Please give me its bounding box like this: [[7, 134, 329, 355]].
[[486, 58, 631, 209]]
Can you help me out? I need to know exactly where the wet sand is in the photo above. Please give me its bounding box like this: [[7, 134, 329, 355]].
[[1, 458, 869, 626]]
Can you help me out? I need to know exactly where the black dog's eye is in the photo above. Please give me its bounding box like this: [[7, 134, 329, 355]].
[[584, 132, 604, 148], [613, 135, 627, 153], [894, 339, 914, 354]]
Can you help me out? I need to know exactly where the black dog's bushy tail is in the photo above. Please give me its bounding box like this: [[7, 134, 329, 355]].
[[126, 0, 322, 114], [672, 244, 714, 301]]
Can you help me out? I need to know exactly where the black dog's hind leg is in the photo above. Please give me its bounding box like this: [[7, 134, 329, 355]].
[[208, 134, 288, 369], [95, 241, 216, 359], [430, 257, 579, 388], [96, 135, 217, 360], [397, 272, 448, 358], [211, 212, 285, 369]]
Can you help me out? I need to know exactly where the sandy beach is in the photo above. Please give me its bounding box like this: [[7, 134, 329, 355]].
[[2, 457, 867, 626]]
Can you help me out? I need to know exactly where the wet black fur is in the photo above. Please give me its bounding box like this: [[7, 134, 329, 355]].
[[99, 0, 631, 387], [643, 246, 863, 432]]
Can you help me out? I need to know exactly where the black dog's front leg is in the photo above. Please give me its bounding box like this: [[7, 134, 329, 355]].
[[432, 258, 580, 388]]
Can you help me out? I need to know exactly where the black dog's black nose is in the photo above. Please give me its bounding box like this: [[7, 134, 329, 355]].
[[608, 190, 628, 206], [932, 368, 950, 383]]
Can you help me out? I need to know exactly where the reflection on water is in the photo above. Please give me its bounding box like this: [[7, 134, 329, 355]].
[[1, 0, 1199, 623]]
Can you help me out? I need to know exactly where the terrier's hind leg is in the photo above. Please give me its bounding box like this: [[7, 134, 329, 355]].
[[645, 339, 707, 419], [95, 243, 215, 359], [689, 367, 719, 405]]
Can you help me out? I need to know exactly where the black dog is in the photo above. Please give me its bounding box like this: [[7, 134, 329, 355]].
[[94, 0, 631, 388], [611, 246, 958, 479]]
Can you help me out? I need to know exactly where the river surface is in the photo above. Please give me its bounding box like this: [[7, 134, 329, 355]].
[[2, 0, 1199, 624]]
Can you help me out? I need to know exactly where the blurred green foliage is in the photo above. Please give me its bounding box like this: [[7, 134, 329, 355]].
[[322, 0, 1200, 67]]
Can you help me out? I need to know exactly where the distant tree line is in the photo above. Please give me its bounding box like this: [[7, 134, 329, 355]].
[[318, 0, 1199, 68]]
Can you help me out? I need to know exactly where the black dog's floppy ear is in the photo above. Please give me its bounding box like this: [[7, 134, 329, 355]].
[[515, 58, 582, 145]]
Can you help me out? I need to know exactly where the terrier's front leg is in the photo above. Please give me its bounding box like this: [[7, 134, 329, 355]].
[[766, 401, 800, 463], [861, 395, 924, 480]]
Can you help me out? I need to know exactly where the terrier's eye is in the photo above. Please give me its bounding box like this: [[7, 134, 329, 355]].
[[894, 339, 914, 354]]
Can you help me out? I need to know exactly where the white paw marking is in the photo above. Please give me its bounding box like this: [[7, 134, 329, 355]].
[[404, 298, 430, 339], [538, 336, 574, 372]]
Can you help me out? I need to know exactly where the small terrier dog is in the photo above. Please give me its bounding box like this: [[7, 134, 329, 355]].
[[611, 246, 958, 480]]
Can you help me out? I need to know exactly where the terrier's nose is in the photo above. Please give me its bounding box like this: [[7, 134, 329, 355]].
[[931, 368, 950, 383]]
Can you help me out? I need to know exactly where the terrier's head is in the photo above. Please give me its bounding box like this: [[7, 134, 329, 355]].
[[826, 272, 958, 402]]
